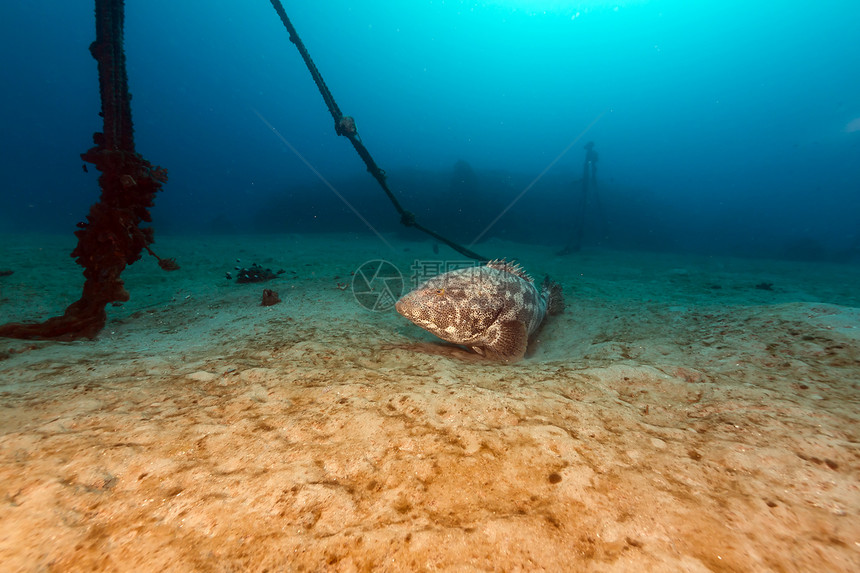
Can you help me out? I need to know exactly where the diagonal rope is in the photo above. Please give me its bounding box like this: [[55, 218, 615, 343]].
[[268, 0, 486, 261]]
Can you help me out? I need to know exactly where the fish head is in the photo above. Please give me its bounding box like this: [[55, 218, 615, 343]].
[[395, 268, 503, 345]]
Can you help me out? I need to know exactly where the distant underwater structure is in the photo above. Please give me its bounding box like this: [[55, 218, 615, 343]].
[[558, 141, 608, 255]]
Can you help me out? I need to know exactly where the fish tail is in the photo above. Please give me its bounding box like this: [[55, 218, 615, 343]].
[[542, 275, 565, 316]]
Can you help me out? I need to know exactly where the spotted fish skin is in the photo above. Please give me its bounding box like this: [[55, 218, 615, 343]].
[[395, 260, 563, 362]]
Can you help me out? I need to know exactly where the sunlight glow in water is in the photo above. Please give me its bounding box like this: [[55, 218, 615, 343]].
[[483, 0, 645, 15]]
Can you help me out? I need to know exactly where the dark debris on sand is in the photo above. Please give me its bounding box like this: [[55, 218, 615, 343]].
[[234, 263, 285, 284]]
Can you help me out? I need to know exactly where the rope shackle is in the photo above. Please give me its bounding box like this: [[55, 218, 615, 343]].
[[336, 115, 357, 137]]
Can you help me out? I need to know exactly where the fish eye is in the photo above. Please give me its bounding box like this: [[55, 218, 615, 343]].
[[434, 288, 445, 296]]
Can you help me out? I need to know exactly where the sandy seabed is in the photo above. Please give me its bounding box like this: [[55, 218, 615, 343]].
[[0, 233, 858, 572]]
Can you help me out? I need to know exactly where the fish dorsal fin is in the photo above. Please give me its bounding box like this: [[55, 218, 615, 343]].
[[485, 259, 533, 283]]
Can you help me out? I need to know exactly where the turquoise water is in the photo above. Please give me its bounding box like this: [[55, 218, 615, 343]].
[[1, 1, 858, 258]]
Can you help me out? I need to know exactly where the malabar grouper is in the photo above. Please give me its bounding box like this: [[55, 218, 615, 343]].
[[395, 259, 564, 362]]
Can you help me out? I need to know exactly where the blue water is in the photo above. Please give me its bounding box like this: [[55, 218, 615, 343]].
[[2, 0, 859, 259]]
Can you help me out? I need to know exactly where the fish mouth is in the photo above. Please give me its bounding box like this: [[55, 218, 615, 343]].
[[395, 296, 423, 322]]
